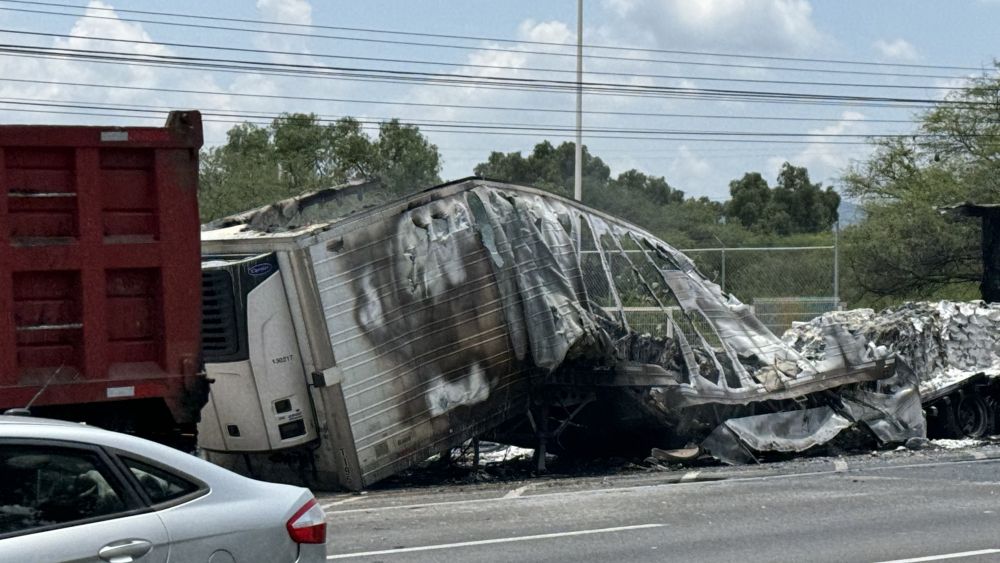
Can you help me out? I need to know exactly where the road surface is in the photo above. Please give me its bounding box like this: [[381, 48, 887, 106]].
[[320, 446, 1000, 562]]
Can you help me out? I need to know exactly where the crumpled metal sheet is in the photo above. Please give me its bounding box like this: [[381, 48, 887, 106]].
[[465, 187, 600, 371], [702, 407, 853, 464], [701, 366, 926, 464], [838, 362, 926, 443], [204, 179, 394, 233]]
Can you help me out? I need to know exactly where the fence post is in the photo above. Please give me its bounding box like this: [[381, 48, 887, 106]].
[[713, 235, 726, 293], [721, 247, 726, 292], [833, 221, 840, 306]]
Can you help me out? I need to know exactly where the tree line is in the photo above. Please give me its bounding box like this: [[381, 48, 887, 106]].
[[200, 117, 838, 248]]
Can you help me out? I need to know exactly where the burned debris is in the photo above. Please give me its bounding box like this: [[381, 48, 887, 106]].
[[784, 301, 1000, 440], [200, 178, 932, 490]]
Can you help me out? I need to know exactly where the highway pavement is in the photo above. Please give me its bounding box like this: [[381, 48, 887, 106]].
[[319, 445, 1000, 562]]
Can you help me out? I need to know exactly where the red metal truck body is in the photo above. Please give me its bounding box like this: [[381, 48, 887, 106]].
[[0, 112, 206, 427]]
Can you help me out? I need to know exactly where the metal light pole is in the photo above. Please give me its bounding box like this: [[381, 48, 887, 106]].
[[573, 0, 583, 202]]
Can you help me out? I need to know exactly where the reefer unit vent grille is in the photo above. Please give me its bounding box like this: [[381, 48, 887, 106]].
[[201, 269, 239, 360]]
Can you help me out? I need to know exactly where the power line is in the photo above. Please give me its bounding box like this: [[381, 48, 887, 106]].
[[0, 108, 872, 143], [0, 97, 922, 137], [0, 76, 926, 124], [0, 103, 888, 144], [0, 98, 980, 144], [0, 2, 986, 82], [0, 43, 983, 109], [2, 0, 990, 74], [0, 96, 891, 132], [0, 28, 974, 92], [0, 50, 961, 116]]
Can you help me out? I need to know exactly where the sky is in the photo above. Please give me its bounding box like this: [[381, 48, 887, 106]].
[[0, 0, 998, 201]]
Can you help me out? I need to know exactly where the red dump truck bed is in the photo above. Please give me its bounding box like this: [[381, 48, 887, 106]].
[[0, 112, 206, 430]]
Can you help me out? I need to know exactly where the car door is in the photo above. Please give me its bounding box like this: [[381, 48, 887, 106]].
[[0, 441, 169, 563], [116, 453, 299, 563]]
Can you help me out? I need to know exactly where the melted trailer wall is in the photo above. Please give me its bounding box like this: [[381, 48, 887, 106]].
[[310, 192, 533, 486]]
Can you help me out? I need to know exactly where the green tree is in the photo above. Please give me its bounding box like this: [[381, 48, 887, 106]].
[[841, 68, 1000, 302], [843, 138, 984, 301], [199, 114, 441, 221], [474, 140, 610, 198], [771, 163, 840, 234], [726, 172, 771, 230], [609, 169, 684, 206], [375, 119, 442, 192], [474, 141, 733, 247], [723, 165, 838, 235]]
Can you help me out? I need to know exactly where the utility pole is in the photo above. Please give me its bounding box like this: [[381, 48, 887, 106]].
[[573, 0, 583, 202]]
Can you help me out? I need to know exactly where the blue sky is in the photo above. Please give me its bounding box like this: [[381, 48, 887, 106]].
[[1, 0, 998, 200]]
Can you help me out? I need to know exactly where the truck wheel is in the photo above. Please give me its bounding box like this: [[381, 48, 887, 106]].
[[950, 394, 991, 438]]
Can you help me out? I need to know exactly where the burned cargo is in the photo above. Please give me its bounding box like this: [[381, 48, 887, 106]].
[[784, 301, 1000, 440], [198, 178, 923, 489]]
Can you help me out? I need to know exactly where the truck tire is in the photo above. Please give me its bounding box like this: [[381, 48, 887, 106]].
[[947, 393, 991, 438]]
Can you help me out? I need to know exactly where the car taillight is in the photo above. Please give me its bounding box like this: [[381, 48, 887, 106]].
[[286, 498, 327, 544]]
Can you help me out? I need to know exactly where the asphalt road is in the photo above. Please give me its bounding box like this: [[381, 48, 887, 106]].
[[320, 448, 1000, 562]]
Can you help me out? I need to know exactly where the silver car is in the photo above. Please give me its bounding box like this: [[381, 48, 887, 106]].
[[0, 415, 326, 562]]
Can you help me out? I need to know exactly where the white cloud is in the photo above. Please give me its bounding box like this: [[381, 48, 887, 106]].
[[253, 0, 315, 64], [256, 0, 312, 25], [931, 73, 982, 101], [667, 145, 712, 184], [0, 1, 248, 141], [600, 0, 824, 54], [873, 38, 919, 62], [517, 19, 573, 44], [770, 111, 869, 185]]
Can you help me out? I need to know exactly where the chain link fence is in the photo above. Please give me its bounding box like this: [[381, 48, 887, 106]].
[[684, 246, 841, 335], [578, 244, 840, 338]]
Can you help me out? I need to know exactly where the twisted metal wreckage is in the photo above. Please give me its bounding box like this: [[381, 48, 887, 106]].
[[785, 301, 1000, 441], [202, 178, 925, 487]]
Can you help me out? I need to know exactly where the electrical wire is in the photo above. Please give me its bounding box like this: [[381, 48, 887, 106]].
[[0, 98, 981, 145], [0, 43, 985, 109], [0, 76, 928, 124], [0, 95, 935, 132], [0, 28, 980, 92]]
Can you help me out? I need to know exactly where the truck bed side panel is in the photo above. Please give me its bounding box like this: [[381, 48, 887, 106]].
[[0, 115, 204, 419]]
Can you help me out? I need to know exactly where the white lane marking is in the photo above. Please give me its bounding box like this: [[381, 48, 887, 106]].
[[834, 460, 849, 472], [874, 548, 1000, 562], [679, 471, 701, 482], [970, 451, 987, 460], [329, 493, 526, 514], [503, 484, 532, 499], [322, 496, 363, 509], [328, 456, 1000, 515], [326, 523, 664, 560]]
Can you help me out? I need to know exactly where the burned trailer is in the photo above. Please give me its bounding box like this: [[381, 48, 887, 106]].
[[198, 178, 922, 490]]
